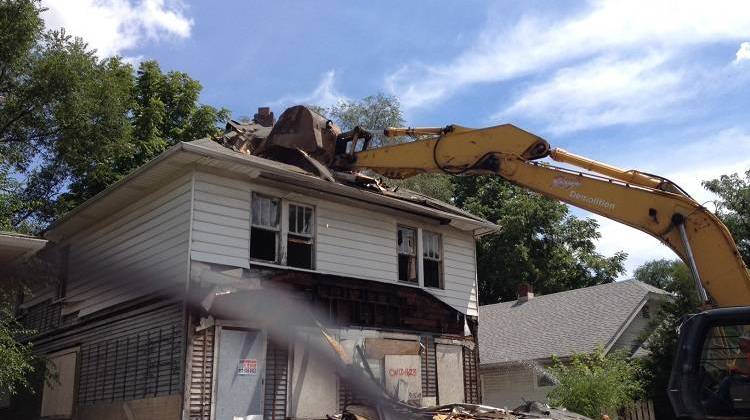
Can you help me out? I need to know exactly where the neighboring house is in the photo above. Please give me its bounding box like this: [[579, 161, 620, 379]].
[[479, 280, 669, 408], [2, 109, 496, 420]]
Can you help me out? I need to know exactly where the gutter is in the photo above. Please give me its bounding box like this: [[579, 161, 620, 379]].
[[44, 141, 187, 238], [46, 141, 499, 239]]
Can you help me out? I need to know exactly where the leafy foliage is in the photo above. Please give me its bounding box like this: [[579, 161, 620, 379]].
[[328, 93, 405, 147], [0, 306, 36, 398], [454, 176, 627, 303], [635, 259, 699, 420], [703, 169, 750, 266], [547, 346, 645, 419], [0, 0, 229, 230]]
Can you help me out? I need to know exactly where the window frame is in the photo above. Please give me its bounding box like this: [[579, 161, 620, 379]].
[[250, 193, 281, 263], [422, 230, 444, 289], [286, 202, 316, 269], [397, 225, 418, 283]]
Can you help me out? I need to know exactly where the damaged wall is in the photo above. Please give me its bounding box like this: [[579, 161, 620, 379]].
[[189, 170, 479, 316]]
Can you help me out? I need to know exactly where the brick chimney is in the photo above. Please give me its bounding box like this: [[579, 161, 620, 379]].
[[254, 107, 275, 127], [516, 282, 534, 302]]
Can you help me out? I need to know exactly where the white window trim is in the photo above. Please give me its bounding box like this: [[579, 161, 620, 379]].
[[249, 192, 317, 269]]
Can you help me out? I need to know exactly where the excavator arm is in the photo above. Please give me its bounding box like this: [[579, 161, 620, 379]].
[[333, 123, 750, 308], [261, 106, 750, 417]]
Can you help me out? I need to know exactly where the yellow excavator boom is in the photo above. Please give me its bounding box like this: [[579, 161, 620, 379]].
[[335, 123, 750, 307]]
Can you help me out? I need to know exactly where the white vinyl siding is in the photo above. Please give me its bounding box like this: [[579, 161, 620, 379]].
[[481, 365, 548, 408], [188, 170, 480, 316], [64, 174, 192, 316], [191, 172, 251, 268]]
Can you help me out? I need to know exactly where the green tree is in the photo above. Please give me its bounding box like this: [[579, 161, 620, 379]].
[[0, 0, 229, 229], [703, 169, 750, 266], [635, 259, 699, 420], [454, 176, 626, 303], [632, 258, 680, 289], [0, 306, 35, 398], [547, 347, 645, 419], [328, 93, 405, 148], [0, 0, 230, 398]]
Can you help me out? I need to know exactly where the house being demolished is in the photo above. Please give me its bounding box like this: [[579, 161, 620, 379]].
[[3, 106, 498, 420]]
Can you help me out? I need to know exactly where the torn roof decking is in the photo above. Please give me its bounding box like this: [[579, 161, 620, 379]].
[[45, 137, 498, 241]]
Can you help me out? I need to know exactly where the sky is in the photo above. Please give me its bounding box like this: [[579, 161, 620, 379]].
[[40, 0, 750, 277]]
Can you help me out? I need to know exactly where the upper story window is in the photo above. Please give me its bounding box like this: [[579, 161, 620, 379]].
[[423, 230, 443, 289], [250, 193, 280, 262], [397, 226, 417, 283], [288, 203, 314, 269]]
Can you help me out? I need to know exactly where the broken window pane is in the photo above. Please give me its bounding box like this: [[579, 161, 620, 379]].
[[250, 227, 277, 262], [288, 235, 313, 269], [398, 226, 417, 283], [423, 231, 442, 289], [287, 204, 314, 269]]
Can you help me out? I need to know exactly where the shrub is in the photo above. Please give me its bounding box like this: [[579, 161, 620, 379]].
[[547, 346, 645, 419]]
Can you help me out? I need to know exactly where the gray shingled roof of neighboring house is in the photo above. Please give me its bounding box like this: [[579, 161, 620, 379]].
[[478, 280, 669, 366]]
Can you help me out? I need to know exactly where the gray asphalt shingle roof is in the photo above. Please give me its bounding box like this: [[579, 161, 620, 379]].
[[478, 280, 669, 366]]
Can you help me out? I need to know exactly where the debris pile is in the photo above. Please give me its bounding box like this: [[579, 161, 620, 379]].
[[326, 401, 591, 420]]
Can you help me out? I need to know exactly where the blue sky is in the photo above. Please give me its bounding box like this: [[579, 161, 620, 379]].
[[42, 0, 750, 277]]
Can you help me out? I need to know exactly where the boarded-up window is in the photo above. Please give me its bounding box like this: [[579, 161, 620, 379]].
[[436, 344, 464, 404], [287, 204, 314, 269], [41, 348, 78, 418], [397, 226, 417, 283], [251, 193, 280, 262], [422, 231, 443, 289]]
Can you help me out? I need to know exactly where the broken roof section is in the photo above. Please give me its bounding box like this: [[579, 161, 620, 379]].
[[46, 106, 498, 240], [213, 106, 496, 230]]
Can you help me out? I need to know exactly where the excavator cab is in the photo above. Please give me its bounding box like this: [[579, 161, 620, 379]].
[[670, 307, 750, 418]]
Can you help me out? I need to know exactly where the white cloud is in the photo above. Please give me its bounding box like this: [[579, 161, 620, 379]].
[[387, 0, 750, 121], [495, 53, 688, 133], [273, 70, 348, 109], [736, 42, 750, 63], [42, 0, 193, 58]]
